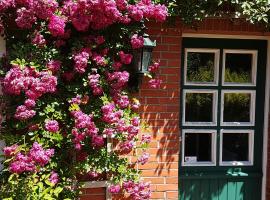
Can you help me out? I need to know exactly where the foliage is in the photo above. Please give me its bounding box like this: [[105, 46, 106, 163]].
[[0, 0, 168, 199], [155, 0, 270, 27]]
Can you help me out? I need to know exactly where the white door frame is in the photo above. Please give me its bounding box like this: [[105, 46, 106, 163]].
[[182, 33, 270, 200]]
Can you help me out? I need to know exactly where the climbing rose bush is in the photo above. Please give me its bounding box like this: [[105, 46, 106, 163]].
[[0, 0, 167, 199]]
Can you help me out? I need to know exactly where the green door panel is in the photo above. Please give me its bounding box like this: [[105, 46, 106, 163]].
[[179, 176, 261, 200]]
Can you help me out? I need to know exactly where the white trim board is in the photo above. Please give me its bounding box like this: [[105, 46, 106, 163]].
[[182, 33, 270, 200]]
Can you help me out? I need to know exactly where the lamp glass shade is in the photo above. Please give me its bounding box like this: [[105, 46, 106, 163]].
[[141, 48, 152, 72]]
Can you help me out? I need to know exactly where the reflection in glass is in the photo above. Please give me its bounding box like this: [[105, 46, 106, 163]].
[[224, 53, 253, 84], [184, 133, 212, 162], [223, 93, 251, 123], [185, 93, 213, 122], [142, 49, 152, 72], [222, 133, 249, 162], [187, 52, 215, 83]]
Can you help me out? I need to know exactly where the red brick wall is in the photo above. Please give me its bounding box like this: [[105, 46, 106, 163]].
[[80, 188, 106, 200], [81, 18, 270, 200], [135, 21, 182, 200]]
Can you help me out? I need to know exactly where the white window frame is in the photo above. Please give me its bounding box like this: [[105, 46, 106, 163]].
[[222, 49, 258, 86], [182, 129, 217, 166], [184, 48, 220, 86], [221, 90, 256, 126], [182, 89, 218, 126], [219, 129, 254, 166]]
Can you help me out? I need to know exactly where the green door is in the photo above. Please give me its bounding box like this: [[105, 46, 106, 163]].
[[180, 38, 267, 200]]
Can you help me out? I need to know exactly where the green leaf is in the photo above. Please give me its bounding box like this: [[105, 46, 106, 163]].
[[53, 187, 63, 196]]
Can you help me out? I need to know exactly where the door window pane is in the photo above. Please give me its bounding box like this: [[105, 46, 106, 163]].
[[183, 130, 216, 166], [185, 49, 219, 85], [223, 50, 257, 85], [221, 131, 253, 166], [184, 91, 217, 125], [222, 91, 255, 125]]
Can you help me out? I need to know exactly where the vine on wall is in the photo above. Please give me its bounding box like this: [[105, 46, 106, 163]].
[[0, 1, 167, 199], [155, 0, 270, 27]]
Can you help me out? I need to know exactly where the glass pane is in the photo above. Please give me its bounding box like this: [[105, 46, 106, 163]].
[[222, 133, 249, 162], [186, 52, 215, 83], [142, 49, 152, 72], [224, 53, 253, 84], [184, 133, 212, 162], [223, 93, 251, 123], [185, 93, 214, 122]]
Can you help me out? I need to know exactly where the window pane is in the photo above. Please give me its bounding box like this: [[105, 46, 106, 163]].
[[222, 133, 249, 162], [223, 93, 251, 123], [185, 93, 214, 122], [184, 133, 212, 162], [224, 53, 253, 84], [187, 52, 215, 83]]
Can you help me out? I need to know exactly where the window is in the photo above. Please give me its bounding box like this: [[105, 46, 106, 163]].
[[220, 130, 254, 166], [184, 49, 220, 85], [182, 130, 216, 166], [183, 90, 217, 126], [222, 50, 257, 86], [221, 90, 256, 126], [182, 47, 258, 167]]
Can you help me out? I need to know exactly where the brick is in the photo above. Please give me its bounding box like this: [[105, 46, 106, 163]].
[[141, 169, 178, 177], [167, 191, 178, 199], [166, 177, 179, 184], [82, 188, 105, 194], [80, 195, 105, 200], [146, 98, 160, 104], [155, 44, 169, 51], [151, 192, 165, 199], [162, 83, 180, 89], [156, 184, 178, 192], [155, 133, 180, 141], [142, 105, 167, 112], [139, 162, 170, 170], [140, 90, 168, 97], [159, 98, 180, 104], [159, 140, 179, 149], [162, 36, 180, 44], [158, 155, 179, 163], [168, 45, 181, 52], [167, 60, 181, 67], [167, 75, 180, 83], [161, 52, 180, 60], [144, 177, 165, 184]]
